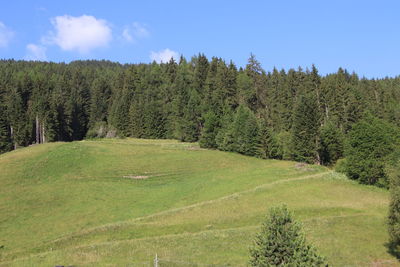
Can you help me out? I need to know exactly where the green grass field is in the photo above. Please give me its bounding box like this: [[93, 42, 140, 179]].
[[0, 139, 397, 266]]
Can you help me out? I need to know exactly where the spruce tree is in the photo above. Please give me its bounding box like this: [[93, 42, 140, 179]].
[[6, 87, 30, 147], [199, 111, 219, 149], [88, 76, 111, 128], [192, 53, 209, 95], [143, 101, 166, 139], [0, 106, 12, 153], [291, 94, 321, 164], [223, 105, 261, 157], [259, 119, 279, 159], [215, 107, 235, 151], [249, 205, 327, 266], [178, 89, 201, 142], [129, 100, 145, 138]]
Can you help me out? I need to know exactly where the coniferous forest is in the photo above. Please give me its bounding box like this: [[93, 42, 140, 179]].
[[1, 54, 400, 188]]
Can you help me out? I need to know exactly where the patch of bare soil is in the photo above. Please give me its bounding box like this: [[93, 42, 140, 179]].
[[123, 175, 150, 179], [294, 162, 313, 171], [187, 146, 200, 150], [123, 173, 165, 179]]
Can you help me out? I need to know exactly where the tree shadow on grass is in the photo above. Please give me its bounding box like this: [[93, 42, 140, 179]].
[[385, 242, 400, 261]]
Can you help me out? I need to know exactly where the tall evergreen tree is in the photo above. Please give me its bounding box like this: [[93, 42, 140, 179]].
[[0, 106, 12, 153], [179, 89, 202, 142], [89, 75, 111, 127], [222, 105, 261, 157], [192, 53, 209, 95], [245, 54, 265, 112], [199, 111, 219, 149], [259, 119, 279, 159], [5, 87, 30, 148], [291, 94, 321, 164]]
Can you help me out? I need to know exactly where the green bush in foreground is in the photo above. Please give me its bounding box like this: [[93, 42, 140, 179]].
[[250, 205, 327, 266]]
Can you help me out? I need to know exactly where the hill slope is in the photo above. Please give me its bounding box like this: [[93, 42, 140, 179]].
[[0, 139, 396, 266]]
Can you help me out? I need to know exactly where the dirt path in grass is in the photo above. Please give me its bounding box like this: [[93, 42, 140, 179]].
[[38, 171, 332, 246], [0, 171, 332, 264]]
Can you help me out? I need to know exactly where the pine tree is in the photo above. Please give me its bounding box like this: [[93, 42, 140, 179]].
[[192, 53, 209, 95], [291, 94, 321, 164], [143, 101, 166, 139], [179, 89, 201, 142], [226, 61, 238, 109], [244, 54, 264, 112], [199, 111, 219, 149], [242, 108, 261, 156], [172, 58, 194, 141], [259, 119, 279, 159], [0, 106, 12, 153], [249, 205, 327, 266], [129, 100, 145, 138], [52, 76, 73, 141], [223, 105, 261, 157], [6, 87, 30, 148], [109, 68, 136, 137], [215, 107, 235, 151], [89, 76, 111, 128], [68, 68, 90, 140]]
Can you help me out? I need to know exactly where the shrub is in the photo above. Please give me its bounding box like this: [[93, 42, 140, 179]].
[[388, 160, 400, 257], [344, 115, 399, 187], [249, 205, 327, 266], [334, 158, 347, 174]]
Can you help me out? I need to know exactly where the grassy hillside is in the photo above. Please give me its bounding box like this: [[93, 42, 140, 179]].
[[0, 139, 396, 266]]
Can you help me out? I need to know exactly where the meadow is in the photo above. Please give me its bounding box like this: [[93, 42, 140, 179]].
[[0, 139, 396, 266]]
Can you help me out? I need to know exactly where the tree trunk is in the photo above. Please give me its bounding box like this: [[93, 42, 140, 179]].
[[42, 122, 45, 143], [36, 115, 40, 144], [10, 125, 16, 150]]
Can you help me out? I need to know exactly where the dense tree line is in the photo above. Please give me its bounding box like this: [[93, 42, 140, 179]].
[[1, 55, 400, 186]]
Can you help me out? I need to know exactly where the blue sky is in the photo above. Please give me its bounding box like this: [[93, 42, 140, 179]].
[[0, 0, 399, 77]]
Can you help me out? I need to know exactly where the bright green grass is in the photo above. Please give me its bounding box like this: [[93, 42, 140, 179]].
[[0, 139, 397, 266]]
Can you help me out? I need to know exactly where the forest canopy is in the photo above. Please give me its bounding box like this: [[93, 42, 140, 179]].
[[1, 55, 400, 186]]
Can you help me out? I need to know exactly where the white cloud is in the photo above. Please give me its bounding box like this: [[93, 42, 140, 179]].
[[122, 22, 149, 43], [45, 15, 112, 54], [0, 22, 14, 48], [25, 44, 47, 61], [150, 48, 179, 63]]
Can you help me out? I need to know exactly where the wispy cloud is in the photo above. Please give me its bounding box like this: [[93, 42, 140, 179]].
[[150, 48, 179, 63], [25, 44, 47, 61], [43, 15, 112, 54], [122, 22, 149, 43], [0, 22, 14, 48]]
